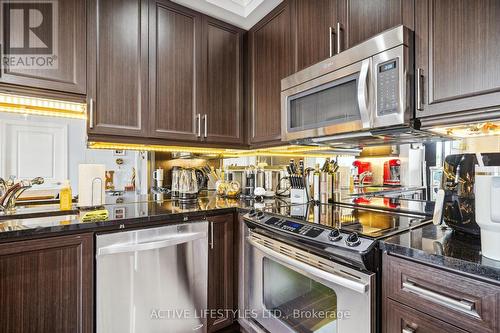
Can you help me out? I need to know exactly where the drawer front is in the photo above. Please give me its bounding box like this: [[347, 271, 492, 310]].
[[383, 253, 500, 333], [384, 298, 468, 333]]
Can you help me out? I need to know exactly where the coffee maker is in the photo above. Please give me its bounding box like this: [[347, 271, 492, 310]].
[[383, 159, 401, 186], [441, 153, 500, 236], [352, 161, 373, 185]]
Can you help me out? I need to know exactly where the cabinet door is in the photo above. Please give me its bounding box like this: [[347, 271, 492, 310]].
[[294, 0, 338, 71], [0, 0, 86, 95], [0, 234, 93, 333], [202, 17, 245, 146], [384, 299, 468, 333], [415, 0, 500, 118], [149, 0, 202, 142], [207, 214, 234, 332], [248, 1, 295, 146], [339, 0, 414, 49], [383, 253, 500, 333], [87, 0, 148, 137]]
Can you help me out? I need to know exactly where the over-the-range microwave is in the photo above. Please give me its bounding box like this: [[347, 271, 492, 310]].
[[281, 25, 435, 147]]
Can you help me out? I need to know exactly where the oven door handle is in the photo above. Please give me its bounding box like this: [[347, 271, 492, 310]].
[[248, 238, 369, 294], [357, 58, 371, 129]]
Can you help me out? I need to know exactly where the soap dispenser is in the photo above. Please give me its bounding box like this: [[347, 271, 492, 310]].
[[60, 180, 72, 211]]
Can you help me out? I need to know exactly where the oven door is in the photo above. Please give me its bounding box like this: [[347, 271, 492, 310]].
[[244, 231, 375, 333], [281, 58, 373, 142]]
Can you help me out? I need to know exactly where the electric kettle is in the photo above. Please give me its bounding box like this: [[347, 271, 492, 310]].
[[177, 168, 200, 202]]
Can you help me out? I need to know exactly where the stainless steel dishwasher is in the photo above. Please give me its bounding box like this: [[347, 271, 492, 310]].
[[96, 221, 209, 333]]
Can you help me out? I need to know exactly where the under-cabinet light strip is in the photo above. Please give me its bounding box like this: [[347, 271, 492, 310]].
[[87, 142, 351, 158], [0, 93, 87, 119], [429, 121, 500, 138]]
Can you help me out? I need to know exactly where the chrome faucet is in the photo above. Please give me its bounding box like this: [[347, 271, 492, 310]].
[[0, 177, 44, 213], [358, 171, 373, 188]]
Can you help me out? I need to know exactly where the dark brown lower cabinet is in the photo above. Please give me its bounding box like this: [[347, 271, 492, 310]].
[[384, 299, 468, 333], [383, 252, 500, 333], [207, 214, 235, 332], [0, 234, 93, 333]]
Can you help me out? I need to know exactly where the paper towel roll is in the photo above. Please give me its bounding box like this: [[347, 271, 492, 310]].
[[78, 164, 105, 207]]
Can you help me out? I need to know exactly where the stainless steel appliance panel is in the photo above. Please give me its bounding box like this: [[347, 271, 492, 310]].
[[372, 45, 412, 128], [281, 25, 414, 145], [240, 229, 375, 333], [96, 222, 208, 333], [281, 59, 372, 141]]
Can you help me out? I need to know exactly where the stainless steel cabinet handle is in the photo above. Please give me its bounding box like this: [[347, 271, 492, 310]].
[[97, 231, 207, 256], [203, 114, 207, 138], [88, 98, 94, 129], [402, 327, 415, 333], [336, 22, 343, 54], [196, 114, 201, 138], [329, 26, 334, 57], [416, 68, 423, 111], [209, 221, 214, 250], [402, 281, 477, 316]]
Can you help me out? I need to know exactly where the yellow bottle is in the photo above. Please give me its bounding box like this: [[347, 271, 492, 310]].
[[60, 180, 73, 211]]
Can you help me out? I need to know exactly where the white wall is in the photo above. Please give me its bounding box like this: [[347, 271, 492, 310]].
[[0, 113, 148, 194]]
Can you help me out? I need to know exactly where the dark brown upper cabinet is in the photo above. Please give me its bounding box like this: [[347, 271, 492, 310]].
[[149, 0, 202, 142], [293, 0, 339, 71], [0, 0, 86, 96], [415, 0, 500, 119], [149, 1, 245, 147], [201, 17, 245, 146], [0, 234, 93, 333], [248, 1, 295, 147], [87, 0, 149, 138], [338, 0, 414, 50]]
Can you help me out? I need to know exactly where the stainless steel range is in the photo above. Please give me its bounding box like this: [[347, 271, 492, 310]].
[[238, 204, 431, 333]]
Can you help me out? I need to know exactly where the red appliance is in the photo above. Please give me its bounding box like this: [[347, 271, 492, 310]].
[[384, 159, 401, 186], [384, 197, 401, 209], [352, 161, 373, 184]]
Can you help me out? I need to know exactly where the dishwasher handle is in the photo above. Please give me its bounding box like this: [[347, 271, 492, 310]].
[[97, 231, 207, 256]]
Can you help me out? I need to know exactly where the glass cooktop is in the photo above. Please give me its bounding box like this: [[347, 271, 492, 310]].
[[261, 203, 431, 239], [340, 196, 435, 217]]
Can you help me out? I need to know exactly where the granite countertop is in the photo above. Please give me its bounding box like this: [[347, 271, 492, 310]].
[[381, 223, 500, 284], [4, 192, 498, 284], [0, 194, 291, 241]]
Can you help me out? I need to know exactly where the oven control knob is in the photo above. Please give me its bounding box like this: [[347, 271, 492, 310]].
[[256, 211, 265, 220], [248, 209, 257, 217], [328, 229, 342, 242], [345, 232, 361, 247]]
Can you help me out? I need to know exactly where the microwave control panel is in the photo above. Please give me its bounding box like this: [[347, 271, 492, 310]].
[[377, 58, 399, 116]]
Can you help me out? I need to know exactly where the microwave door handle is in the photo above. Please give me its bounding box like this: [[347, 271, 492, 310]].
[[357, 59, 371, 129], [248, 237, 369, 294]]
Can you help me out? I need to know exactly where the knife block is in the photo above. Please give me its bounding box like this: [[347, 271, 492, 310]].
[[290, 188, 308, 204]]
